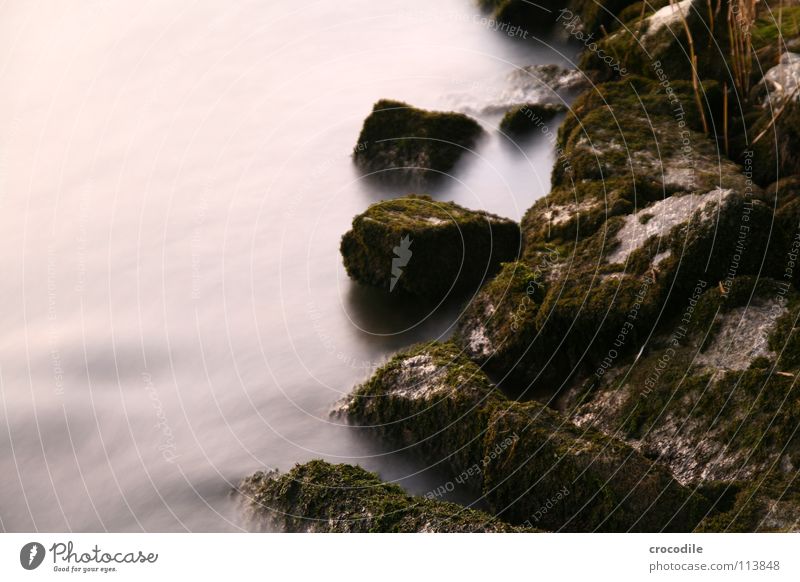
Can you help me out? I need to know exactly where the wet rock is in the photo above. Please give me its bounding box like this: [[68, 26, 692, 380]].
[[447, 64, 587, 117], [340, 340, 707, 531], [500, 102, 566, 137], [453, 78, 776, 393], [569, 277, 800, 486], [582, 0, 728, 83], [340, 195, 520, 301], [482, 400, 708, 531], [698, 474, 800, 532], [238, 460, 533, 532], [337, 341, 505, 477], [353, 100, 483, 186]]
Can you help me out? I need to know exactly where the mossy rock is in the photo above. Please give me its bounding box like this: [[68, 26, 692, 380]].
[[481, 400, 709, 531], [455, 78, 778, 393], [340, 195, 520, 301], [580, 0, 730, 83], [457, 188, 775, 393], [353, 100, 483, 186], [340, 341, 705, 531], [749, 99, 800, 186], [481, 0, 641, 35], [238, 460, 534, 532], [338, 341, 506, 479], [552, 76, 726, 191], [697, 473, 800, 532], [499, 103, 565, 137], [569, 277, 800, 489]]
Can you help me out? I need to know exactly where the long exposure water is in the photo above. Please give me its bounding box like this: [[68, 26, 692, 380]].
[[0, 0, 579, 531]]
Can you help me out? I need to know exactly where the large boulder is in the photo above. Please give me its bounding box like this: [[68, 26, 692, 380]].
[[340, 341, 709, 531], [238, 460, 533, 532], [340, 195, 520, 301], [453, 77, 777, 394], [569, 277, 800, 486], [353, 100, 483, 186], [563, 276, 800, 531]]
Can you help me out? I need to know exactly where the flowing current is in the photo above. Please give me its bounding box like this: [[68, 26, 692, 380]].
[[0, 0, 577, 531]]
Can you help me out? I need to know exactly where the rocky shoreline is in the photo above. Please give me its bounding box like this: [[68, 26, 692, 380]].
[[240, 0, 800, 532]]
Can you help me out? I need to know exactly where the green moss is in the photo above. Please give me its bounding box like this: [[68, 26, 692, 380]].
[[499, 103, 564, 137], [480, 400, 708, 531], [340, 195, 520, 300], [751, 6, 800, 51], [567, 277, 800, 498], [697, 473, 800, 532], [353, 100, 483, 185], [239, 460, 536, 532], [344, 341, 507, 478], [342, 341, 705, 531], [581, 1, 730, 83]]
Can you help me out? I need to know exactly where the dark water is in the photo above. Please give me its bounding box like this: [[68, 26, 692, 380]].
[[0, 0, 577, 531]]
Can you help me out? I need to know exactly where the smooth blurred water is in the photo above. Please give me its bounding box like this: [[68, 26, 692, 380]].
[[0, 0, 578, 531]]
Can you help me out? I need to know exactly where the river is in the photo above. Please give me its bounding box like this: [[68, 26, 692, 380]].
[[0, 0, 577, 531]]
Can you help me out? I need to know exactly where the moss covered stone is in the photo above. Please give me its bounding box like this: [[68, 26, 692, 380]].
[[340, 340, 706, 531], [697, 474, 800, 532], [338, 341, 506, 478], [499, 103, 565, 137], [353, 100, 483, 186], [239, 460, 534, 532], [580, 0, 729, 83], [454, 77, 778, 394], [482, 400, 708, 531], [340, 195, 520, 301], [569, 277, 800, 488]]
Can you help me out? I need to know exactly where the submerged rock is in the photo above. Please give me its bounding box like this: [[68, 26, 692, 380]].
[[340, 340, 708, 531], [340, 195, 520, 300], [238, 460, 533, 532], [353, 100, 483, 186], [446, 64, 586, 117], [499, 102, 565, 137]]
